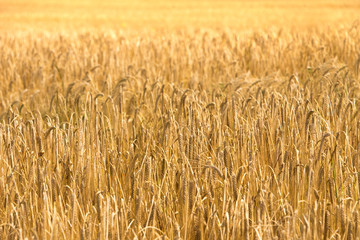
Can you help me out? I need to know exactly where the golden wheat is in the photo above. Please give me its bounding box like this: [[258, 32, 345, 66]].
[[1, 9, 360, 240]]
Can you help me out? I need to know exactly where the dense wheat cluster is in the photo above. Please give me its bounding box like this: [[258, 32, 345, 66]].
[[1, 2, 360, 238]]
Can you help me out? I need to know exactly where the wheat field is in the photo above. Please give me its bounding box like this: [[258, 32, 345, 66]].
[[1, 0, 360, 239]]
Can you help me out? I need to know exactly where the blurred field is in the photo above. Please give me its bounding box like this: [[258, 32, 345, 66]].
[[0, 0, 359, 31], [1, 1, 360, 240]]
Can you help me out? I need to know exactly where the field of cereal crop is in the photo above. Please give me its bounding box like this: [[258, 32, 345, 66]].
[[1, 0, 360, 239]]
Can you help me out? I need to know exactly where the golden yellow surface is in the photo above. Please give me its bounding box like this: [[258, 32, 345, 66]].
[[0, 0, 359, 31]]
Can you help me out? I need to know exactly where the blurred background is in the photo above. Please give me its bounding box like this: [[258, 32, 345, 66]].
[[0, 0, 359, 32]]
